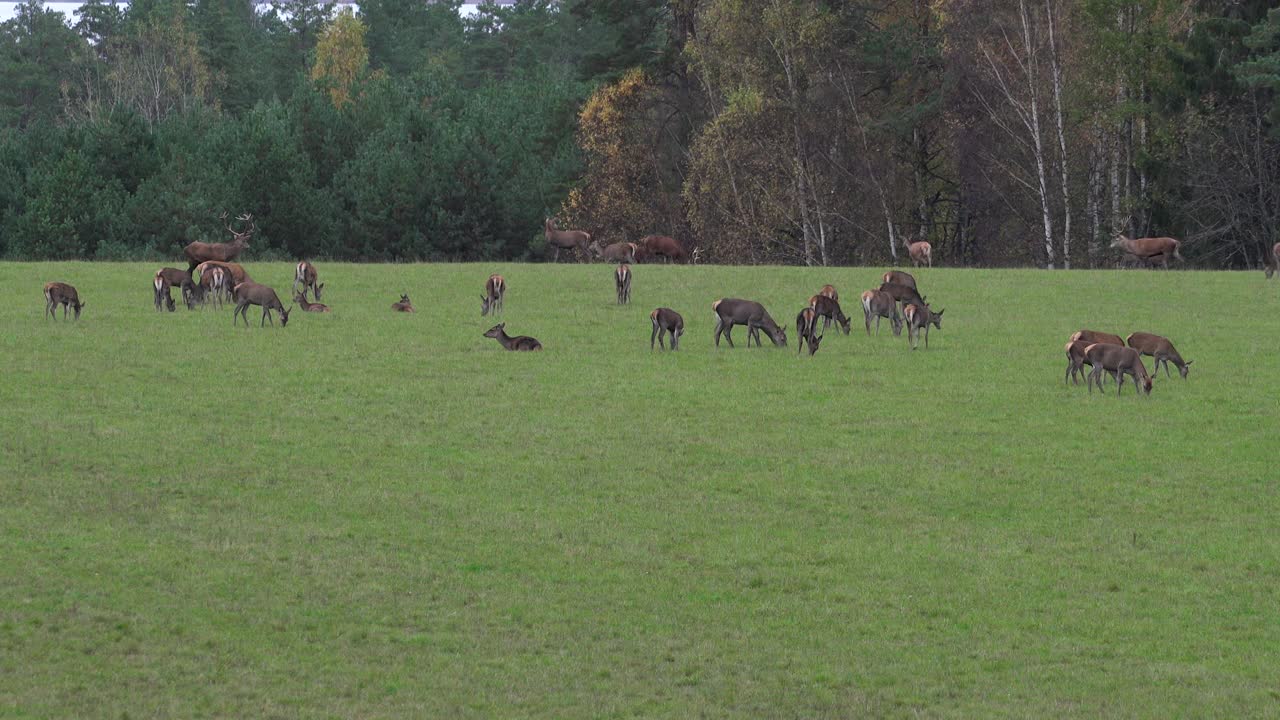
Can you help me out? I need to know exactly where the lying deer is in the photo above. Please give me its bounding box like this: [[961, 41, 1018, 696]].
[[233, 282, 291, 327], [1111, 233, 1183, 269], [808, 294, 851, 335], [292, 261, 324, 301], [391, 294, 415, 312], [650, 307, 684, 350], [1126, 332, 1192, 379], [903, 304, 943, 350], [294, 291, 331, 313], [615, 264, 631, 305], [44, 282, 84, 320], [484, 323, 542, 351], [712, 298, 787, 348], [795, 307, 822, 356], [1086, 343, 1152, 395], [881, 270, 916, 290], [860, 289, 902, 336], [1070, 329, 1124, 347], [482, 274, 505, 316]]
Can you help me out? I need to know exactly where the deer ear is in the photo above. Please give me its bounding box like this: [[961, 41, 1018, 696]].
[[1185, 360, 1193, 366]]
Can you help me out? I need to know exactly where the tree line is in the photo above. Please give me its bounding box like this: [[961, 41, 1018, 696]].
[[0, 0, 1277, 266]]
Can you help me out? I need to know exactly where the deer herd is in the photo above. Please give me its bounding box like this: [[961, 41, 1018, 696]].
[[40, 215, 1219, 396]]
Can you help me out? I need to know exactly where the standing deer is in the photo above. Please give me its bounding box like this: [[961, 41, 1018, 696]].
[[154, 268, 190, 312], [591, 241, 637, 263], [640, 235, 688, 263], [544, 218, 592, 262], [879, 281, 927, 313], [43, 282, 84, 320], [1110, 233, 1183, 269], [903, 238, 932, 267], [615, 264, 631, 305], [481, 274, 505, 316], [650, 307, 684, 350], [484, 323, 542, 351], [1070, 329, 1124, 347], [882, 270, 916, 290], [808, 294, 851, 335], [391, 293, 415, 312], [860, 289, 902, 336], [1064, 340, 1099, 385], [294, 291, 331, 313], [292, 261, 323, 301], [817, 284, 838, 302], [153, 276, 176, 312], [903, 304, 944, 350], [1267, 242, 1280, 279], [795, 307, 822, 356], [1086, 343, 1152, 395], [183, 212, 254, 273], [180, 279, 206, 310], [712, 299, 787, 348], [1126, 332, 1192, 379], [232, 282, 291, 327]]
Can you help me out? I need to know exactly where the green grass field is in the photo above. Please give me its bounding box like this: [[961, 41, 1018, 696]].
[[2, 261, 1278, 718]]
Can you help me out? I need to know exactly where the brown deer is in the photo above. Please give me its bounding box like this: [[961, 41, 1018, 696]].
[[183, 212, 254, 273], [232, 282, 291, 327], [903, 238, 932, 267], [154, 267, 191, 311], [615, 264, 631, 305], [484, 322, 542, 351], [391, 293, 415, 312], [1086, 343, 1152, 395], [189, 265, 225, 309], [481, 274, 505, 316], [808, 294, 851, 335], [881, 270, 916, 290], [591, 241, 637, 264], [43, 282, 84, 320], [1064, 340, 1100, 385], [712, 298, 787, 348], [1110, 233, 1183, 269], [860, 289, 902, 336], [292, 261, 323, 301], [1267, 242, 1280, 279], [194, 261, 243, 305], [641, 235, 688, 263], [903, 304, 944, 350], [153, 275, 176, 312], [817, 284, 838, 303], [544, 217, 592, 262], [1126, 332, 1192, 379], [1070, 329, 1124, 347], [795, 307, 822, 356], [650, 308, 684, 350], [879, 281, 927, 313], [294, 291, 331, 313], [180, 279, 206, 310], [199, 261, 249, 287]]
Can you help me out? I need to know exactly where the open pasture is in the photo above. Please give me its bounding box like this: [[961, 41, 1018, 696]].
[[1, 262, 1278, 717]]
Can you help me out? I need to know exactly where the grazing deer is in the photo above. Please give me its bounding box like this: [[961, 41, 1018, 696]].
[[712, 298, 787, 348], [481, 274, 505, 316], [180, 279, 206, 310], [484, 322, 542, 351], [153, 277, 176, 312], [816, 284, 838, 303], [194, 261, 241, 305], [903, 304, 944, 350], [183, 212, 254, 273], [615, 264, 631, 305], [903, 238, 932, 267], [1069, 329, 1124, 347], [641, 235, 688, 263], [1126, 332, 1192, 379], [292, 261, 323, 301], [1086, 343, 1152, 395], [808, 294, 851, 335], [154, 268, 190, 311], [795, 307, 823, 356], [882, 270, 917, 290], [592, 241, 637, 264], [860, 289, 902, 336], [294, 291, 331, 313], [199, 261, 249, 287], [879, 281, 927, 313], [544, 217, 592, 262], [232, 282, 291, 327], [650, 307, 684, 350], [1064, 340, 1100, 385], [391, 293, 415, 312], [43, 282, 84, 320], [1110, 233, 1183, 269]]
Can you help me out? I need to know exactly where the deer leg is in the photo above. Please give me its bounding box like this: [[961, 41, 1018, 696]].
[[722, 324, 735, 348]]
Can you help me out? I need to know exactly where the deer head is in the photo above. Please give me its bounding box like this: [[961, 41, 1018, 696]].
[[279, 306, 292, 327], [483, 322, 505, 339], [481, 294, 492, 316]]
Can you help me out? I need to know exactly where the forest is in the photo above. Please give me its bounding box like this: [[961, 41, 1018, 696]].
[[0, 0, 1277, 267]]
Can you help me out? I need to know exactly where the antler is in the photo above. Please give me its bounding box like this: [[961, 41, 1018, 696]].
[[224, 211, 256, 240]]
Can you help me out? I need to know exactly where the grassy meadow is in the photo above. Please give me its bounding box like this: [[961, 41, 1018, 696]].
[[1, 261, 1278, 718]]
